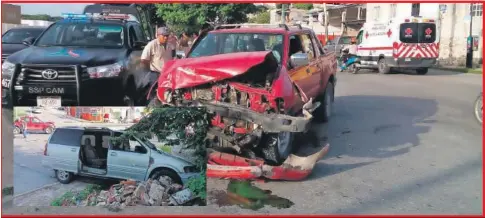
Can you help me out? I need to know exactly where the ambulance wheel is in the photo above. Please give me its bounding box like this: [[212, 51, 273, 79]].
[[378, 58, 391, 74], [416, 68, 429, 75]]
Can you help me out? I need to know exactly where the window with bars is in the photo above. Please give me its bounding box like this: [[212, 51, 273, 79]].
[[411, 3, 420, 16], [390, 4, 397, 19], [472, 3, 483, 17]]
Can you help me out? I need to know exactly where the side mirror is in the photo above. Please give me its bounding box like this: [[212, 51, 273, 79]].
[[290, 53, 310, 68], [133, 41, 147, 50], [22, 37, 35, 46]]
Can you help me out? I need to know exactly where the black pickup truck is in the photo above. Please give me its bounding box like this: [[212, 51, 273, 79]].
[[1, 4, 156, 108]]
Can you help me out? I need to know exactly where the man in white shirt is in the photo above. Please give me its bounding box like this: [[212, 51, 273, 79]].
[[132, 27, 176, 105]]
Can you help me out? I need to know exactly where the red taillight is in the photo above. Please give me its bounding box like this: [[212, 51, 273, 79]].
[[404, 19, 410, 22], [43, 143, 48, 156]]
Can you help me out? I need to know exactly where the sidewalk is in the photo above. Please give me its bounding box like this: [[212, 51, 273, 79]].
[[432, 66, 483, 74], [12, 181, 87, 207]]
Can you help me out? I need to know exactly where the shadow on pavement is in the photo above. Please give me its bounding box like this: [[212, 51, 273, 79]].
[[303, 95, 438, 180]]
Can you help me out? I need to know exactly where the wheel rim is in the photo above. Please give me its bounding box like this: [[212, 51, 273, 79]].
[[57, 170, 69, 180], [14, 128, 19, 134], [277, 132, 291, 158]]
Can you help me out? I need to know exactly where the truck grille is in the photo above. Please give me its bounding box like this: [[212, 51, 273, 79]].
[[18, 65, 78, 85]]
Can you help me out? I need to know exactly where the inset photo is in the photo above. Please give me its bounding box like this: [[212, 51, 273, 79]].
[[13, 106, 207, 208]]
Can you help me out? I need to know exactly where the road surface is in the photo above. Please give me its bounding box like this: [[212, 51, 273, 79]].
[[13, 108, 132, 195], [3, 69, 483, 214]]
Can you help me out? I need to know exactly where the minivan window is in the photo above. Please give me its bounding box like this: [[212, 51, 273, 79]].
[[50, 129, 84, 146]]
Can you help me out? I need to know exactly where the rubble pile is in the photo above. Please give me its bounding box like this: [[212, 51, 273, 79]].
[[90, 176, 197, 209]]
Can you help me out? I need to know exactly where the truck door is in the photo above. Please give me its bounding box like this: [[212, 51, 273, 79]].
[[417, 22, 438, 58], [398, 23, 419, 59], [287, 34, 322, 99]]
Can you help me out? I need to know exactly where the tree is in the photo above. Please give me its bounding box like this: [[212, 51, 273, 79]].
[[154, 3, 258, 34], [248, 11, 270, 24], [293, 4, 314, 10]]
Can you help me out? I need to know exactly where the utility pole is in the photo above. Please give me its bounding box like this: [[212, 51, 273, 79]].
[[281, 4, 286, 24], [466, 3, 474, 68], [324, 3, 329, 42]]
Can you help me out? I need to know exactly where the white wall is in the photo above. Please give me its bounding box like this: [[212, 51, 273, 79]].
[[366, 3, 440, 22], [21, 20, 53, 27]]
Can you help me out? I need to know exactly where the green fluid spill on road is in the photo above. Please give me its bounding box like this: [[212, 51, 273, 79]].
[[212, 180, 294, 210]]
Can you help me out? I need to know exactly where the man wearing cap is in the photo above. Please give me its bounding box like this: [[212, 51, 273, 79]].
[[141, 27, 176, 73], [134, 27, 176, 105]]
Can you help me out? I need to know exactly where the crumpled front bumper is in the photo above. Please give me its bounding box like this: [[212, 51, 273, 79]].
[[207, 143, 330, 181]]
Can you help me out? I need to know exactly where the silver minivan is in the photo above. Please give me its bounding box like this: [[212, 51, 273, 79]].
[[42, 127, 200, 185]]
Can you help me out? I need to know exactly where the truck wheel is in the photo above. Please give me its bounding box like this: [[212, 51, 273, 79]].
[[13, 127, 21, 134], [150, 168, 183, 185], [260, 131, 295, 165], [44, 126, 53, 134], [378, 58, 391, 74], [55, 170, 74, 184], [313, 82, 334, 123], [416, 68, 429, 75]]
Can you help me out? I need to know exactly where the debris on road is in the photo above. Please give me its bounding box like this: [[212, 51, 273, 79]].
[[90, 177, 199, 210], [210, 180, 294, 210], [207, 143, 330, 181]]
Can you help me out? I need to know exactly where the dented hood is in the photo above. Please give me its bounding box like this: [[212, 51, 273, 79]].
[[158, 51, 274, 90]]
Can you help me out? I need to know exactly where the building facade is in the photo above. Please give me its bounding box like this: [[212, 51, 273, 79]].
[[366, 3, 483, 66]]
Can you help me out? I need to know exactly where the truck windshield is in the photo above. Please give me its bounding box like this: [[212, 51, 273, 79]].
[[2, 28, 44, 44], [35, 22, 124, 48], [188, 33, 284, 63], [399, 23, 436, 43]]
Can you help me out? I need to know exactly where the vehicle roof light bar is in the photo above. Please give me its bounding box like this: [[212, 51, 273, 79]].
[[61, 13, 91, 20]]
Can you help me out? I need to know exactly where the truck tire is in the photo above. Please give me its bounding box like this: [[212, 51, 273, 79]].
[[378, 58, 391, 74], [313, 82, 334, 123], [260, 131, 295, 165], [150, 168, 183, 185], [416, 68, 429, 75], [55, 170, 74, 184]]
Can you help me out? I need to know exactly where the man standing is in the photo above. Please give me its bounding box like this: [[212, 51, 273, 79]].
[[21, 119, 28, 139], [137, 27, 176, 104]]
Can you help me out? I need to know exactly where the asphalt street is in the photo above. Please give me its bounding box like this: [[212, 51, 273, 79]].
[[12, 108, 132, 195], [206, 69, 483, 214], [3, 69, 483, 214]]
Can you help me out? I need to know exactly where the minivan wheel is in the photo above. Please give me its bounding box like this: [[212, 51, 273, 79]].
[[13, 126, 21, 134], [55, 170, 73, 184], [44, 126, 53, 134], [150, 168, 183, 185]]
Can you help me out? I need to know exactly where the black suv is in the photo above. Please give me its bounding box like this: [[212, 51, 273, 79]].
[[2, 5, 156, 107]]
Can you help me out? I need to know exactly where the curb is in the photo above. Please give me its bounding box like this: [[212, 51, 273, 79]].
[[13, 182, 60, 199]]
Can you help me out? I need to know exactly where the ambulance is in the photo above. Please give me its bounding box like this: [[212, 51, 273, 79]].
[[355, 16, 439, 75]]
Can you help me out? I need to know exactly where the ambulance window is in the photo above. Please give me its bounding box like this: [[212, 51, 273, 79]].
[[399, 23, 418, 43], [418, 23, 436, 43]]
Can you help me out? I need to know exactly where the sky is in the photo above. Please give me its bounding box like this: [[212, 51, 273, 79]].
[[14, 3, 90, 16]]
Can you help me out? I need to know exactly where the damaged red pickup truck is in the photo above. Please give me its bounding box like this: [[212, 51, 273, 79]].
[[148, 24, 337, 180]]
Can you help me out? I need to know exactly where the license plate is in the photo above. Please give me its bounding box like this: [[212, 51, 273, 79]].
[[37, 96, 61, 108], [405, 58, 411, 62]]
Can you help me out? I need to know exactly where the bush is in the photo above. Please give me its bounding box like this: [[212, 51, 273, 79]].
[[294, 4, 314, 10], [249, 11, 270, 24], [186, 172, 206, 201]]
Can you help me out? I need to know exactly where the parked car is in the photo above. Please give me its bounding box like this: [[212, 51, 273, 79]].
[[27, 107, 43, 114], [323, 35, 354, 56], [1, 26, 46, 63], [148, 24, 337, 164], [13, 116, 55, 134], [42, 127, 200, 185]]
